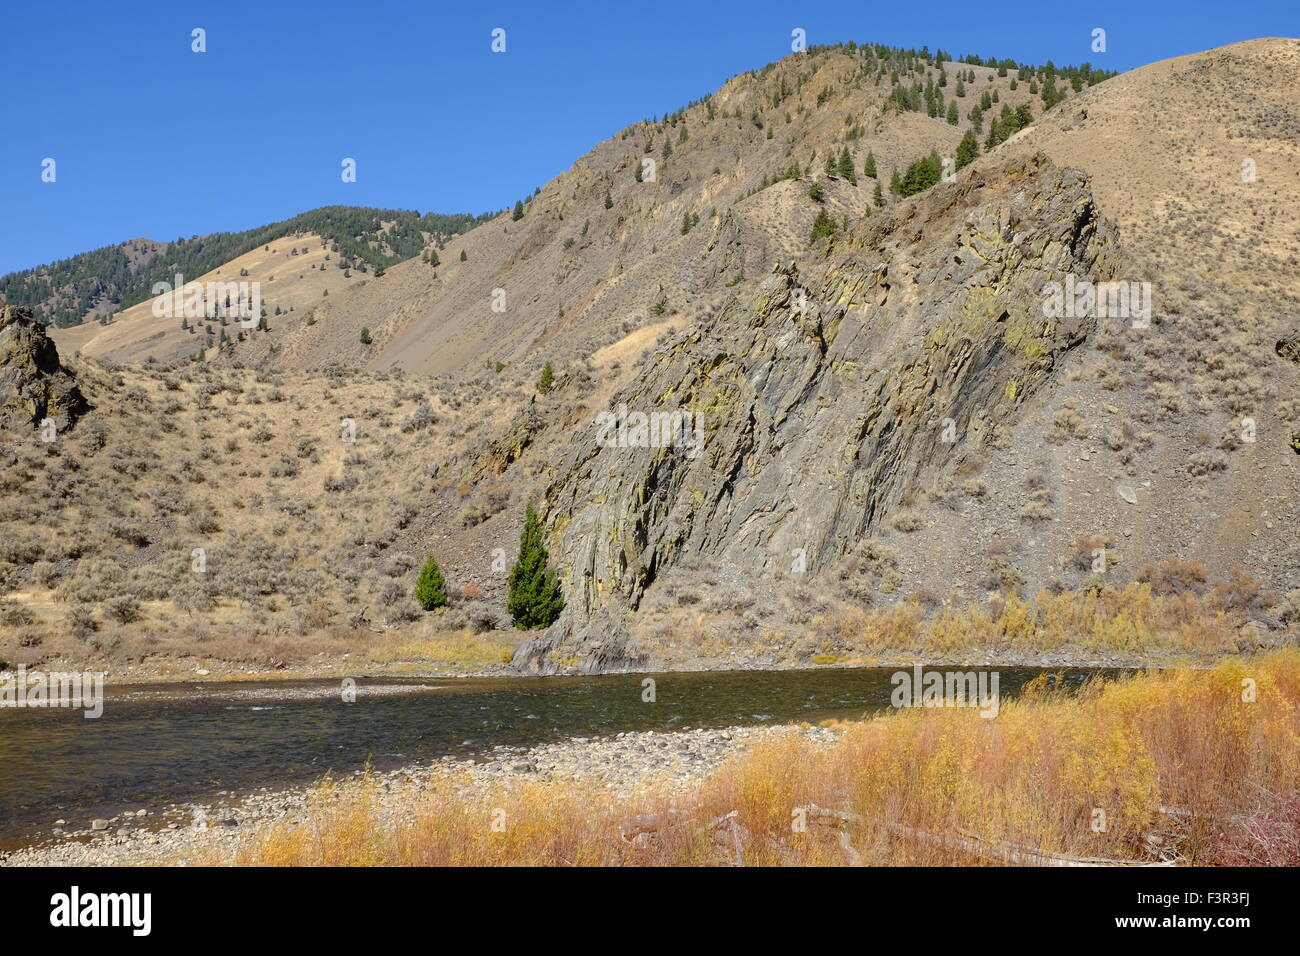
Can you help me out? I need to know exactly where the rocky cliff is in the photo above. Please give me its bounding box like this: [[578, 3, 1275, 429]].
[[516, 154, 1122, 672], [0, 303, 87, 432]]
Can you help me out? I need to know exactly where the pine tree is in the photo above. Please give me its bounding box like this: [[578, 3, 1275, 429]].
[[837, 147, 857, 184], [955, 130, 980, 170], [889, 167, 902, 195], [414, 554, 448, 610], [946, 101, 959, 125], [873, 181, 885, 207], [507, 505, 565, 629], [809, 208, 836, 244], [864, 151, 877, 178], [512, 200, 524, 221], [460, 249, 468, 261], [537, 361, 555, 394], [604, 191, 613, 209]]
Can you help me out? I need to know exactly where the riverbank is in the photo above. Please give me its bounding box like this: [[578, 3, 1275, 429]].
[[1, 723, 834, 866], [7, 650, 1298, 867], [10, 580, 1292, 683], [11, 633, 1283, 685]]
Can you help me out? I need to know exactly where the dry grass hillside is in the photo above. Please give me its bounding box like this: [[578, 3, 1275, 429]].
[[52, 232, 393, 367]]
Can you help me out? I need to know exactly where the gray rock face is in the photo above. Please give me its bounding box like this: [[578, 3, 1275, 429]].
[[0, 303, 88, 431], [516, 155, 1122, 674]]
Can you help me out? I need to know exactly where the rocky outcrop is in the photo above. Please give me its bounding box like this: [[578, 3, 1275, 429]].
[[0, 303, 88, 431], [515, 154, 1122, 673]]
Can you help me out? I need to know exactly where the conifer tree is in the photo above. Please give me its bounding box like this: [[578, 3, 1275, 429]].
[[507, 506, 565, 629], [955, 130, 980, 170], [414, 554, 448, 610], [837, 147, 857, 184], [864, 151, 877, 178], [512, 200, 524, 221], [538, 361, 555, 394]]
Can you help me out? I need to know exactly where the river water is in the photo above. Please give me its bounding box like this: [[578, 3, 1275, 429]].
[[0, 665, 1117, 844]]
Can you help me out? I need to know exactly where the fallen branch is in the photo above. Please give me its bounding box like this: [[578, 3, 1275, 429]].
[[795, 804, 1174, 868]]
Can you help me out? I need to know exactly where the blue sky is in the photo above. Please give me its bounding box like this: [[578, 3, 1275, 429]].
[[2, 0, 1294, 274]]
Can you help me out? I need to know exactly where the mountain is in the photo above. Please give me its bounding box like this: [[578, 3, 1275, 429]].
[[54, 44, 1105, 378], [0, 39, 1295, 679], [514, 38, 1300, 672], [3, 206, 491, 333]]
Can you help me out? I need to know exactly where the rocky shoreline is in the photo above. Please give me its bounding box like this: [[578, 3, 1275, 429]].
[[1, 724, 841, 867], [14, 640, 1237, 687]]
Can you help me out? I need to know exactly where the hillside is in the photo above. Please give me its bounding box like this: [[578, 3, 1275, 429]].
[[0, 40, 1296, 680], [517, 38, 1300, 672], [105, 45, 1106, 379]]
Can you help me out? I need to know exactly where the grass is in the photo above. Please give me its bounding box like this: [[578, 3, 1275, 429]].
[[215, 649, 1300, 866], [635, 579, 1257, 669], [368, 630, 514, 669]]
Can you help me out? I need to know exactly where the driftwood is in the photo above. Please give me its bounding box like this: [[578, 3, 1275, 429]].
[[796, 804, 1175, 868], [708, 810, 747, 867], [614, 802, 1175, 867]]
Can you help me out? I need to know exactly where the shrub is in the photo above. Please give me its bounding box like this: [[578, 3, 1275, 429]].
[[66, 605, 96, 638], [414, 554, 449, 610]]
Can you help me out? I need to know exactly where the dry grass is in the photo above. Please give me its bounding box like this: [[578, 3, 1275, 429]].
[[635, 577, 1260, 668], [368, 629, 514, 668], [218, 650, 1300, 866]]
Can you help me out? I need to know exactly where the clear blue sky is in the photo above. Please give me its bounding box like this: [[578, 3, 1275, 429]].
[[2, 0, 1293, 274]]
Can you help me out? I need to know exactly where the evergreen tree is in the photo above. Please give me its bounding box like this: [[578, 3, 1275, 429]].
[[837, 147, 857, 184], [538, 361, 555, 394], [946, 101, 959, 125], [414, 554, 448, 610], [955, 130, 980, 170], [512, 200, 524, 221], [873, 181, 885, 207], [864, 151, 877, 178], [898, 151, 943, 197], [889, 167, 902, 195], [604, 191, 613, 209], [460, 249, 468, 261], [359, 327, 372, 344], [507, 505, 565, 629], [809, 208, 836, 244]]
